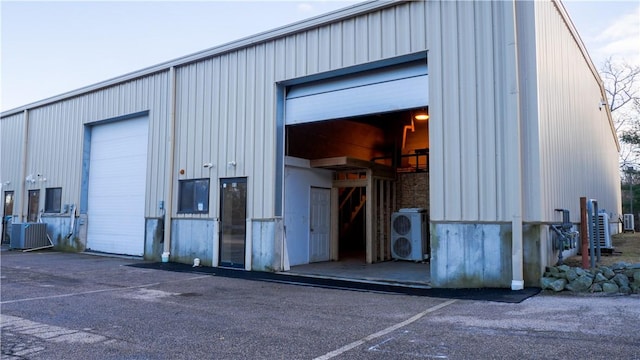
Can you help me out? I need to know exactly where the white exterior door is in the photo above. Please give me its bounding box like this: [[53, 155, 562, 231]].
[[86, 116, 148, 256], [309, 187, 330, 262]]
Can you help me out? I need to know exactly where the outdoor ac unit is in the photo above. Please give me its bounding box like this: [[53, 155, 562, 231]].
[[10, 223, 48, 250], [390, 209, 428, 261], [623, 214, 634, 233], [595, 213, 612, 249]]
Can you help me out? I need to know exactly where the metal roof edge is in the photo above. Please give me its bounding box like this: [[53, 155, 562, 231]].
[[1, 0, 403, 118]]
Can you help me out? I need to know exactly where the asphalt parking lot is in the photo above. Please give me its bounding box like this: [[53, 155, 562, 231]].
[[1, 249, 639, 360]]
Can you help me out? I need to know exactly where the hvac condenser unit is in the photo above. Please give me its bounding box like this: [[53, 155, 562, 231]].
[[595, 213, 613, 249], [390, 208, 428, 261], [11, 223, 49, 250], [623, 214, 634, 233]]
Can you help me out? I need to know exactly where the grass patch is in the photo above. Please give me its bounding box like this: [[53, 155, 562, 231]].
[[564, 232, 640, 267]]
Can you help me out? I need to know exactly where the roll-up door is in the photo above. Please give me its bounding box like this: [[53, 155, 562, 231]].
[[86, 116, 148, 256], [285, 60, 428, 124]]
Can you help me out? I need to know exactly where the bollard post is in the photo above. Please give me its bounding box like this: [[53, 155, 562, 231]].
[[580, 197, 588, 269]]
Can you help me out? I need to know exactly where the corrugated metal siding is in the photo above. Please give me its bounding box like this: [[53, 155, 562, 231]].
[[532, 1, 621, 222], [0, 113, 25, 204], [2, 72, 170, 218], [172, 1, 429, 220], [428, 0, 517, 222], [2, 0, 620, 228], [2, 1, 430, 224]]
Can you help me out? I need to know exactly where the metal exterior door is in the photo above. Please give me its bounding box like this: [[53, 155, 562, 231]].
[[86, 116, 148, 256], [3, 191, 14, 243], [309, 187, 330, 262], [27, 190, 40, 223], [219, 178, 247, 268]]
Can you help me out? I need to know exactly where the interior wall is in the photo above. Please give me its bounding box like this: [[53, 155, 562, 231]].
[[286, 120, 388, 161], [284, 157, 332, 266], [397, 172, 429, 211]]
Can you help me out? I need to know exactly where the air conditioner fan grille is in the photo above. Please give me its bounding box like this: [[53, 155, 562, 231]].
[[393, 215, 411, 235], [393, 237, 412, 258]]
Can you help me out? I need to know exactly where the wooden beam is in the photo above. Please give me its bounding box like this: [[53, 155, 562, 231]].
[[378, 179, 384, 262], [366, 169, 374, 264], [331, 188, 339, 261], [332, 179, 367, 188]]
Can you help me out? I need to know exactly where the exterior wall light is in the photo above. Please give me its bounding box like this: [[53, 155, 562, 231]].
[[414, 113, 429, 121]]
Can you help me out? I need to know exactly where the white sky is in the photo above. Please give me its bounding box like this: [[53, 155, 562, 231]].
[[1, 0, 639, 112]]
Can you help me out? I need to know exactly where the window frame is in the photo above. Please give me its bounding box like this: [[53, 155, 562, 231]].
[[44, 187, 62, 213], [177, 178, 210, 214]]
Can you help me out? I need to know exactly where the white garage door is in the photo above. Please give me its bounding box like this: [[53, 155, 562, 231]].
[[285, 60, 428, 124], [87, 116, 148, 256]]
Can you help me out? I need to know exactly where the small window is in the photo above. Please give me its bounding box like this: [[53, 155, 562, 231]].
[[45, 187, 62, 213], [178, 179, 209, 214]]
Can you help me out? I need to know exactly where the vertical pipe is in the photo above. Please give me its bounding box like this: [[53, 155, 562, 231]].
[[17, 110, 30, 223], [594, 200, 601, 262], [162, 67, 177, 262], [580, 197, 588, 269], [588, 199, 595, 269], [506, 0, 524, 291]]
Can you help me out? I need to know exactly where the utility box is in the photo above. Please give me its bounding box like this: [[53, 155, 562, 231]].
[[11, 223, 48, 250]]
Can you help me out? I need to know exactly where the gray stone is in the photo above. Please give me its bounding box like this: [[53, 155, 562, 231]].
[[540, 277, 557, 290], [633, 271, 640, 283], [625, 269, 636, 278], [549, 267, 561, 277], [632, 284, 640, 294], [613, 273, 630, 288], [558, 265, 571, 272], [565, 275, 592, 292], [549, 278, 567, 292], [601, 267, 616, 279], [590, 283, 603, 293], [565, 269, 578, 282], [612, 262, 630, 271], [629, 263, 640, 269], [575, 268, 588, 277], [620, 286, 632, 295], [594, 273, 608, 283], [602, 282, 619, 293]]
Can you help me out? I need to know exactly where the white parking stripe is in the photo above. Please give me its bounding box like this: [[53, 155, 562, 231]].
[[1, 275, 209, 304], [1, 315, 107, 344], [313, 299, 457, 360]]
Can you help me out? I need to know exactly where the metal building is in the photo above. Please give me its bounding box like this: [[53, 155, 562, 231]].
[[0, 0, 621, 289]]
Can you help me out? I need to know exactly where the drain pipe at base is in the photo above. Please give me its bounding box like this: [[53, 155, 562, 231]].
[[505, 1, 524, 291], [18, 109, 30, 223], [162, 66, 177, 262]]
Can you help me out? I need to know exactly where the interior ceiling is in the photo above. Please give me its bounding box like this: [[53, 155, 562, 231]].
[[285, 107, 429, 162], [345, 109, 416, 130]]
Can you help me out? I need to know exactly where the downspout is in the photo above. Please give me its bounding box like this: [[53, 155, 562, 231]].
[[18, 109, 30, 223], [162, 66, 177, 262], [506, 1, 524, 290]]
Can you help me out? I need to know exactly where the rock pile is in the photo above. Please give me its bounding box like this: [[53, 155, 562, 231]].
[[540, 262, 640, 294]]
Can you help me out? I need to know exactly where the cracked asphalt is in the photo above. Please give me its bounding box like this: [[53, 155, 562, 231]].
[[1, 249, 639, 359]]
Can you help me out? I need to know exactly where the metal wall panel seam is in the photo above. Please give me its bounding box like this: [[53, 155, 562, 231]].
[[442, 0, 462, 220], [476, 1, 498, 222], [459, 1, 480, 221], [426, 0, 445, 221], [163, 66, 177, 260], [330, 22, 343, 70], [394, 3, 411, 56], [367, 11, 382, 62], [17, 110, 29, 222]]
